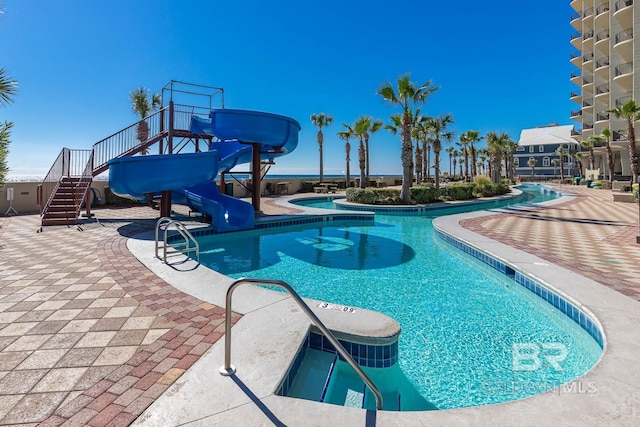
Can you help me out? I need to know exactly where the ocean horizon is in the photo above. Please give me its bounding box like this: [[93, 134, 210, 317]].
[[4, 173, 403, 183]]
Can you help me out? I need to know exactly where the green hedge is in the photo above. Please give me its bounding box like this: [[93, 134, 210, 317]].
[[104, 187, 141, 206], [345, 179, 511, 205]]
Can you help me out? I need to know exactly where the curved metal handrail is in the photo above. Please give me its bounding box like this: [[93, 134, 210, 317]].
[[154, 217, 199, 263], [219, 277, 383, 410]]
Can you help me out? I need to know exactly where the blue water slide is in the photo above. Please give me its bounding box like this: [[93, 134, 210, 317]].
[[108, 108, 300, 232], [190, 108, 300, 162], [107, 151, 219, 201]]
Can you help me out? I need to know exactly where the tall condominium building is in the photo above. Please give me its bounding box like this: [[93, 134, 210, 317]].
[[570, 0, 635, 180]]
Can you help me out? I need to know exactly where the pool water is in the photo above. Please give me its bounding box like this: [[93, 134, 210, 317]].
[[196, 185, 602, 409]]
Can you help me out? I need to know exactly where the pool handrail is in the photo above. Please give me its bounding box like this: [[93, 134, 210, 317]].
[[154, 217, 200, 263], [219, 277, 384, 411]]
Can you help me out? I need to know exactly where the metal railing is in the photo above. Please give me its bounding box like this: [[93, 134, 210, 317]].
[[615, 29, 633, 44], [583, 29, 594, 40], [615, 62, 633, 77], [37, 148, 93, 215], [155, 217, 200, 263], [92, 107, 168, 173], [596, 29, 609, 42], [596, 83, 610, 94], [583, 52, 594, 62], [615, 0, 633, 12], [219, 278, 384, 410], [595, 57, 609, 69], [570, 31, 581, 42], [616, 94, 632, 106], [72, 151, 94, 220]]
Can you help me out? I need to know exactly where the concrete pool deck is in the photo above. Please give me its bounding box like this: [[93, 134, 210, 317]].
[[0, 184, 638, 425]]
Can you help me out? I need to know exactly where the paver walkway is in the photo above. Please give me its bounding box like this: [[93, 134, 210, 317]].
[[0, 207, 237, 426], [461, 185, 640, 301], [0, 187, 638, 426]]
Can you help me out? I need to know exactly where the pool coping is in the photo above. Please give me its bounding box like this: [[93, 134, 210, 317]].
[[132, 193, 640, 426]]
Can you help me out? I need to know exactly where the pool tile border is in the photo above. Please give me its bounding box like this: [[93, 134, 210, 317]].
[[276, 330, 399, 398], [435, 229, 605, 349]]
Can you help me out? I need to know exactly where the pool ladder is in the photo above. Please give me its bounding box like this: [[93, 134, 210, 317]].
[[154, 217, 199, 263], [219, 277, 384, 410]]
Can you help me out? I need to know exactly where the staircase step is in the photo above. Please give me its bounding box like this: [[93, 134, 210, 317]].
[[42, 218, 77, 226]]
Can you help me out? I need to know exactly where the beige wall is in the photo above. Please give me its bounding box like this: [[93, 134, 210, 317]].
[[0, 176, 397, 216]]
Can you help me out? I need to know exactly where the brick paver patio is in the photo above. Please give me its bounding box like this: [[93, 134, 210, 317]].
[[0, 187, 638, 426]]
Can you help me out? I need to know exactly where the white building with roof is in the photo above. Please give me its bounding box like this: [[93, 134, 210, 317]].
[[514, 124, 580, 179]]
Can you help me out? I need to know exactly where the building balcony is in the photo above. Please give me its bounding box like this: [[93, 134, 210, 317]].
[[595, 112, 610, 123], [582, 75, 594, 92], [595, 83, 609, 95], [570, 12, 582, 29], [583, 6, 595, 20], [595, 3, 610, 28], [614, 29, 633, 61], [594, 29, 610, 54], [571, 31, 583, 48], [614, 0, 633, 29], [595, 58, 610, 78], [582, 29, 595, 49], [583, 122, 594, 130], [571, 110, 583, 119], [570, 0, 583, 13], [615, 95, 632, 107], [570, 50, 582, 67], [570, 91, 582, 104], [570, 71, 582, 85], [614, 63, 633, 90]]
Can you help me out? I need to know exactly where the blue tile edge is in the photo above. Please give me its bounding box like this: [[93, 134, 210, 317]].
[[435, 229, 605, 349], [166, 214, 375, 242], [275, 330, 399, 397]]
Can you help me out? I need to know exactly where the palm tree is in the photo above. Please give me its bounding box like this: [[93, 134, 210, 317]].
[[486, 132, 510, 183], [414, 144, 423, 184], [608, 99, 640, 183], [130, 87, 161, 155], [425, 114, 455, 191], [356, 116, 383, 183], [582, 135, 602, 171], [551, 158, 560, 178], [572, 152, 584, 178], [445, 146, 455, 179], [527, 157, 537, 177], [0, 68, 18, 108], [354, 118, 369, 188], [601, 128, 615, 184], [555, 145, 566, 183], [337, 123, 355, 188], [310, 113, 334, 183], [465, 130, 482, 178], [378, 74, 439, 202], [456, 137, 470, 180], [0, 68, 17, 189], [503, 139, 518, 180], [478, 149, 489, 175]]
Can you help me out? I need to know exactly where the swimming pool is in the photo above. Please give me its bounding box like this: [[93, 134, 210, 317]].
[[194, 185, 602, 409]]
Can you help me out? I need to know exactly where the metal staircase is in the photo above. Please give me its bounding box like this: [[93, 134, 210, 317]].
[[37, 82, 224, 227]]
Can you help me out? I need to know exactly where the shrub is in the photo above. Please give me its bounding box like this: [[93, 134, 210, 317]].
[[346, 187, 376, 204], [410, 185, 438, 203], [439, 183, 475, 201], [633, 187, 639, 202], [104, 187, 140, 206]]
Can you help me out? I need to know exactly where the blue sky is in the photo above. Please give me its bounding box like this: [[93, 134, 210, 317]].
[[1, 0, 575, 179]]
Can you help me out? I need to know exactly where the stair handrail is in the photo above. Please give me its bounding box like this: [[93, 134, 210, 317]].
[[92, 107, 168, 175], [37, 147, 69, 214], [219, 277, 384, 411], [73, 150, 94, 219], [154, 217, 200, 263]]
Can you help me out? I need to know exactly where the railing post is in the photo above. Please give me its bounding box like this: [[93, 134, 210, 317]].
[[168, 101, 174, 154]]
